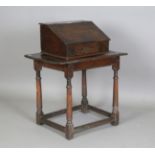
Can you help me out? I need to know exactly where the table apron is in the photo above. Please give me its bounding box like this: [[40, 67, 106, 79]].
[[36, 56, 119, 72], [73, 56, 119, 71]]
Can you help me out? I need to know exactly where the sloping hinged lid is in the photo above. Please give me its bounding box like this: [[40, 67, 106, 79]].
[[40, 21, 110, 45]]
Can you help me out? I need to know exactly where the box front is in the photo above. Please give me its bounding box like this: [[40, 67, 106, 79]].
[[67, 41, 109, 58]]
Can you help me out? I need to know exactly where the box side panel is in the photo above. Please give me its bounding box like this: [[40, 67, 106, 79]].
[[40, 25, 66, 57], [100, 40, 109, 52]]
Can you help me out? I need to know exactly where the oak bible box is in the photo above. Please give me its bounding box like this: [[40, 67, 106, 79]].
[[40, 21, 110, 60]]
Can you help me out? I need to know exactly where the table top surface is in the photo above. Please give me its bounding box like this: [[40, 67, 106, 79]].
[[25, 51, 127, 65]]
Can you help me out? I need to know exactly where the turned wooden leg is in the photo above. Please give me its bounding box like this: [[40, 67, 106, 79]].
[[81, 69, 89, 113], [65, 67, 74, 139], [111, 63, 119, 126], [34, 61, 44, 125]]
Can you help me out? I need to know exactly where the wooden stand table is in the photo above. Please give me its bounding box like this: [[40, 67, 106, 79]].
[[25, 51, 127, 140]]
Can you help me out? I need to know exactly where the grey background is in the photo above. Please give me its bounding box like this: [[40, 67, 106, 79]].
[[0, 6, 155, 147]]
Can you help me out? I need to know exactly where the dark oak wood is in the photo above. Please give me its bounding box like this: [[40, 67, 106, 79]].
[[81, 70, 89, 113], [74, 118, 113, 133], [88, 105, 111, 117], [25, 20, 127, 140], [40, 21, 110, 60], [25, 51, 127, 65], [44, 105, 81, 119], [25, 52, 127, 140], [25, 53, 127, 139], [64, 65, 74, 139], [34, 61, 44, 125], [43, 119, 65, 132], [111, 61, 120, 125]]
